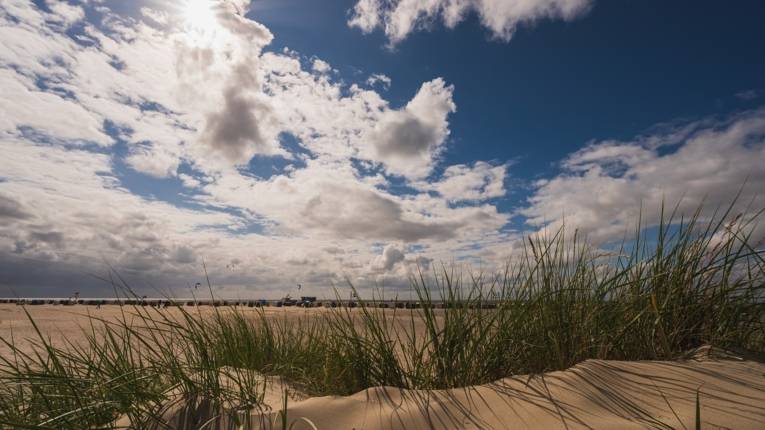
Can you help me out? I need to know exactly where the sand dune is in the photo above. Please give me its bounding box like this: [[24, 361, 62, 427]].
[[121, 347, 765, 429], [256, 347, 764, 429], [4, 305, 764, 429]]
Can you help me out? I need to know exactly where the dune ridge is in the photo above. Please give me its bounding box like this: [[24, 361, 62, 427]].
[[125, 346, 765, 429]]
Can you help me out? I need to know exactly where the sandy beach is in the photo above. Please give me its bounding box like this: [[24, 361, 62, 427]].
[[2, 304, 764, 429], [0, 304, 327, 357]]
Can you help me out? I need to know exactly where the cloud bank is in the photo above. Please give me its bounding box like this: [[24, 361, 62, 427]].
[[1, 0, 762, 299], [522, 110, 765, 244]]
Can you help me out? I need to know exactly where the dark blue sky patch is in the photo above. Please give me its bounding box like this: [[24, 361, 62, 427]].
[[243, 133, 311, 179], [34, 75, 76, 100], [138, 100, 174, 114], [103, 119, 133, 140], [376, 173, 420, 197], [15, 126, 109, 149], [65, 20, 100, 48]]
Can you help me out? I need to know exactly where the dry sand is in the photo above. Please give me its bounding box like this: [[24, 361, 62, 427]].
[[273, 347, 765, 429], [116, 347, 765, 429], [0, 304, 328, 357], [2, 305, 764, 429]]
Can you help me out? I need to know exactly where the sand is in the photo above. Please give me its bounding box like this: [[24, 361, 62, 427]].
[[0, 303, 326, 357], [2, 305, 764, 429], [110, 346, 764, 429], [273, 347, 765, 429]]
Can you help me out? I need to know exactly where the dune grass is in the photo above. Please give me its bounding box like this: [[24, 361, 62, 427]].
[[0, 202, 763, 428]]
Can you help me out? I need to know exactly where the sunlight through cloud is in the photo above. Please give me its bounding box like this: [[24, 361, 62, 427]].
[[181, 0, 220, 42]]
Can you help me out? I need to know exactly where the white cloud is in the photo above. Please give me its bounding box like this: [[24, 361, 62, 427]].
[[348, 0, 381, 33], [0, 0, 514, 297], [375, 244, 406, 271], [311, 58, 331, 73], [47, 1, 85, 26], [125, 143, 182, 178], [348, 0, 593, 45], [366, 73, 391, 90], [197, 158, 507, 243], [259, 52, 457, 179], [178, 173, 202, 189], [367, 78, 456, 178], [0, 69, 111, 144], [427, 161, 506, 202], [521, 109, 765, 244], [140, 7, 169, 25]]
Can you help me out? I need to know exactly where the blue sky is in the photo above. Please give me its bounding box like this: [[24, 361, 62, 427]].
[[256, 0, 765, 166], [1, 0, 764, 298]]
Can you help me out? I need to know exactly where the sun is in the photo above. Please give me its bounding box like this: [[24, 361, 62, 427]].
[[182, 0, 218, 33]]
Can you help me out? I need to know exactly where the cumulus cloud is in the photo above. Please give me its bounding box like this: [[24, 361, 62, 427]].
[[348, 0, 593, 45], [348, 0, 381, 33], [311, 58, 332, 73], [376, 244, 406, 270], [184, 2, 279, 165], [199, 83, 275, 163], [427, 161, 507, 202], [0, 0, 513, 297], [0, 137, 245, 293], [300, 183, 460, 241], [258, 53, 457, 179], [368, 78, 455, 177], [199, 159, 493, 243], [521, 109, 765, 244]]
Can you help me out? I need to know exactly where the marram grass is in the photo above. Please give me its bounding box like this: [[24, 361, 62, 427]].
[[0, 202, 763, 428]]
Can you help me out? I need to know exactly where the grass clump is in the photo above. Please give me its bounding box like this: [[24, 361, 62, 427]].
[[0, 201, 763, 428]]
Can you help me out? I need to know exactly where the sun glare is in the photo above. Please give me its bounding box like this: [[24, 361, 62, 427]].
[[183, 0, 217, 33]]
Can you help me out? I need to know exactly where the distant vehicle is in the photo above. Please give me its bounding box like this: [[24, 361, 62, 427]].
[[299, 296, 317, 307], [280, 294, 297, 307]]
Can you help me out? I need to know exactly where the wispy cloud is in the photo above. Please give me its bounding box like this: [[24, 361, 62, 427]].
[[348, 0, 593, 45], [736, 89, 759, 101]]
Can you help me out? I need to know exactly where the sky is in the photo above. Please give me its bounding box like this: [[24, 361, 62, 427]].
[[1, 0, 764, 298]]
